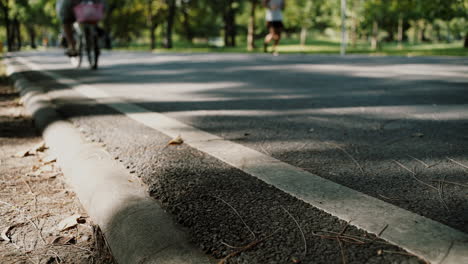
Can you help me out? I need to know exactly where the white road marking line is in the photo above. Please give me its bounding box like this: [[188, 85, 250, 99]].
[[15, 55, 468, 264]]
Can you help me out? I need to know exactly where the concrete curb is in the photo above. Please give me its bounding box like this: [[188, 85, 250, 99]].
[[4, 56, 213, 264]]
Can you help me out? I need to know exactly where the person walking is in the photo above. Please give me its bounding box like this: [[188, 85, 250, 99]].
[[263, 0, 285, 56]]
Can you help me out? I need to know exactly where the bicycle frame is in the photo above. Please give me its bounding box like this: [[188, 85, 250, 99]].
[[70, 22, 100, 70]]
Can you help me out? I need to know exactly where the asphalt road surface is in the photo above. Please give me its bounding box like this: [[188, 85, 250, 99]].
[[11, 50, 468, 264]]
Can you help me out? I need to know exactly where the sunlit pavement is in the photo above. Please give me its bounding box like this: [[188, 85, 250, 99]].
[[11, 50, 468, 263]]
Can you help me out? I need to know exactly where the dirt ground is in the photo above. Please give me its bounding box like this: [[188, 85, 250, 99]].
[[0, 66, 115, 263]]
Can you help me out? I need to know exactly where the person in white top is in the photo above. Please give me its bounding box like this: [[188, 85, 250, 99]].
[[263, 0, 285, 55]]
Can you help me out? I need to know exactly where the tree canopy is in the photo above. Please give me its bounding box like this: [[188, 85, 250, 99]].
[[1, 0, 467, 52]]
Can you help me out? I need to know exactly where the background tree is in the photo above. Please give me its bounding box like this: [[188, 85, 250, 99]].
[[247, 0, 258, 51], [145, 0, 166, 50], [164, 0, 176, 48]]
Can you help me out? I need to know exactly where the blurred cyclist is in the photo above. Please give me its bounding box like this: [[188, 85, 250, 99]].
[[56, 0, 105, 56], [56, 0, 81, 56]]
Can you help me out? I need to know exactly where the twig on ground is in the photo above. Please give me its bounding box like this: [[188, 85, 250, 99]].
[[438, 241, 454, 264], [339, 221, 351, 236], [327, 142, 365, 174], [406, 155, 430, 168], [337, 238, 347, 264], [393, 160, 438, 191], [259, 140, 271, 155], [29, 218, 47, 245], [447, 157, 468, 170], [313, 231, 366, 245], [22, 178, 34, 194], [427, 161, 443, 168], [212, 196, 256, 240], [22, 178, 38, 211], [26, 256, 37, 264], [317, 228, 398, 246], [68, 244, 94, 253], [315, 234, 365, 245], [48, 250, 63, 263], [281, 206, 307, 258], [378, 194, 403, 201], [377, 224, 389, 237], [393, 160, 416, 175], [220, 241, 245, 249], [381, 250, 416, 256], [437, 176, 450, 212], [218, 239, 263, 264], [218, 229, 280, 264], [431, 180, 468, 188]]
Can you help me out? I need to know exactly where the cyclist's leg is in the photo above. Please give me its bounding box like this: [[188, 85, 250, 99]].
[[57, 0, 79, 56], [63, 24, 76, 55]]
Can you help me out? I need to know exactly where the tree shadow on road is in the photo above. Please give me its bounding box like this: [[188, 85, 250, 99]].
[[7, 52, 468, 235]]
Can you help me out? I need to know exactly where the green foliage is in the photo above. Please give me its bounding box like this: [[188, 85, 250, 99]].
[[0, 0, 467, 52]]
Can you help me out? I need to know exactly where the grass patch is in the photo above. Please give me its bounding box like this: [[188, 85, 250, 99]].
[[116, 38, 467, 57]]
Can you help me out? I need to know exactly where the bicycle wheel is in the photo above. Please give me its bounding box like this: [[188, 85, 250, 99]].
[[85, 26, 99, 70], [69, 32, 83, 68]]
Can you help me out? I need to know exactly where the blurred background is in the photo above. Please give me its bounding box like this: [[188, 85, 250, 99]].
[[0, 0, 467, 56]]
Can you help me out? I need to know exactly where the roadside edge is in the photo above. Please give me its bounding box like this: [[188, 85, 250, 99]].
[[4, 56, 212, 264]]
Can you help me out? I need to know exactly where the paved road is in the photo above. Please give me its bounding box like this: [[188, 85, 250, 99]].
[[12, 50, 468, 263]]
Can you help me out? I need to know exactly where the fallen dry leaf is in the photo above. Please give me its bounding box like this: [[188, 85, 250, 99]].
[[168, 135, 184, 145], [33, 141, 48, 153], [57, 214, 86, 231], [42, 155, 57, 164], [1, 224, 23, 243], [47, 235, 77, 245], [14, 149, 31, 158], [14, 142, 48, 158]]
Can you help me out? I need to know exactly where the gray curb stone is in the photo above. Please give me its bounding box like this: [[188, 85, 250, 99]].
[[5, 56, 213, 264]]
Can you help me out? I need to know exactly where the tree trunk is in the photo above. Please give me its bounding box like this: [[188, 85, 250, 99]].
[[445, 21, 451, 42], [12, 18, 21, 51], [371, 20, 378, 50], [2, 2, 13, 52], [150, 23, 158, 50], [247, 0, 257, 51], [230, 19, 236, 47], [350, 0, 358, 47], [224, 0, 236, 47], [182, 3, 193, 43], [417, 20, 424, 43], [28, 26, 37, 49], [351, 16, 358, 47], [300, 26, 308, 46], [147, 0, 159, 50], [165, 0, 176, 49], [101, 2, 117, 49], [464, 33, 468, 48], [397, 15, 403, 49]]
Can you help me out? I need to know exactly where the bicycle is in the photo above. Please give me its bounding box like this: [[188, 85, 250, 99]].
[[68, 1, 104, 70], [69, 22, 100, 70]]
